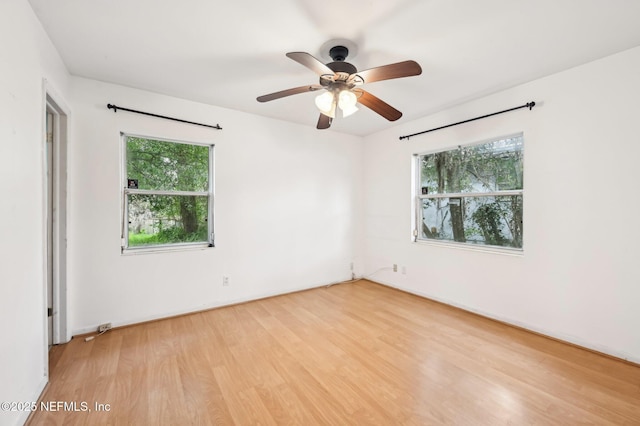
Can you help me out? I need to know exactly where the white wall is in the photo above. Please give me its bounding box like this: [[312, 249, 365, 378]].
[[363, 46, 640, 363], [0, 1, 70, 425], [68, 77, 363, 334]]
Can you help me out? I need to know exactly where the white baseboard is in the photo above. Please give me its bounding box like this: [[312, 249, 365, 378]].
[[70, 275, 639, 365], [364, 277, 640, 366], [71, 277, 352, 336]]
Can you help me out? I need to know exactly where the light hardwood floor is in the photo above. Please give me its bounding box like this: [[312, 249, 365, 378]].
[[29, 280, 640, 425]]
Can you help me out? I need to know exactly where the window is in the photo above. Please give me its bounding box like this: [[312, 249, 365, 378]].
[[121, 134, 214, 252], [414, 134, 523, 250]]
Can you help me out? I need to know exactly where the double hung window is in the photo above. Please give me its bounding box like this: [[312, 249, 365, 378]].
[[415, 134, 523, 250], [121, 134, 214, 252]]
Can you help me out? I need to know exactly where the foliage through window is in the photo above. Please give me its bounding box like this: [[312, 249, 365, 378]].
[[122, 134, 213, 251], [415, 134, 523, 250]]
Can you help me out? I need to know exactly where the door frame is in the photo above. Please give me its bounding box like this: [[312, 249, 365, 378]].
[[42, 79, 70, 362]]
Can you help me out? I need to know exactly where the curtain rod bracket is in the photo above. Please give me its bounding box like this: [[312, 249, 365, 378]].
[[106, 103, 222, 130]]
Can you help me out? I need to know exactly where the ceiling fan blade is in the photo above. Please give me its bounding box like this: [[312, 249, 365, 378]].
[[317, 113, 332, 129], [287, 52, 335, 76], [257, 85, 323, 102], [357, 90, 403, 121], [354, 60, 422, 84]]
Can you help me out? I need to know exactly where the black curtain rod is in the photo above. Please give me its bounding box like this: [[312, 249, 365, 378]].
[[107, 104, 222, 130], [399, 101, 535, 140]]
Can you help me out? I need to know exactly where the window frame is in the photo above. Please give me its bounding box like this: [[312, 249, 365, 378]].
[[413, 133, 524, 254], [120, 132, 215, 254]]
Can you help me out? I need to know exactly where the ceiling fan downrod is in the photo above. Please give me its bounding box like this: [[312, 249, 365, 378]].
[[329, 45, 349, 62], [326, 46, 357, 75]]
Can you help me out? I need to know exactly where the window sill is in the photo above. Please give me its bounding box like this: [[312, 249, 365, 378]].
[[121, 242, 213, 255], [413, 239, 523, 257]]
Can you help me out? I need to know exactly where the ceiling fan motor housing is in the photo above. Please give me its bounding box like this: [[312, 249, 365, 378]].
[[327, 61, 357, 74], [327, 46, 358, 74], [327, 45, 357, 74]]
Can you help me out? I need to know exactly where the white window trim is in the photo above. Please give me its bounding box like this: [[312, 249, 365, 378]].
[[120, 132, 215, 254]]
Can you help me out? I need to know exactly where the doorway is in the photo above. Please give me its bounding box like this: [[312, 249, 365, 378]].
[[44, 87, 69, 350], [46, 109, 54, 349]]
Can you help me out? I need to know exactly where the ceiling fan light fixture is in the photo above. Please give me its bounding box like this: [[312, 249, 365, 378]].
[[338, 89, 358, 117], [341, 104, 359, 118], [315, 91, 336, 118], [338, 90, 357, 109]]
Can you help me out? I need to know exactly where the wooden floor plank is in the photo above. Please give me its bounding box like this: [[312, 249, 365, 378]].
[[28, 280, 640, 425]]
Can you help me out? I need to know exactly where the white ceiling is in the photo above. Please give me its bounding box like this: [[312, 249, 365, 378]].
[[28, 0, 640, 136]]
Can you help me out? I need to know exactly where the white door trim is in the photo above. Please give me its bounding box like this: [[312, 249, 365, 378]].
[[42, 79, 71, 364]]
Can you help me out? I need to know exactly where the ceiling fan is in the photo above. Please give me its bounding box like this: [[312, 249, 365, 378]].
[[257, 45, 422, 130]]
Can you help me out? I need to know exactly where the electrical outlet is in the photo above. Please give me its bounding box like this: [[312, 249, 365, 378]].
[[402, 266, 407, 275], [222, 276, 230, 286], [393, 264, 398, 272], [98, 323, 112, 333]]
